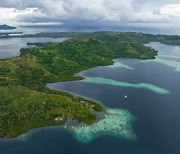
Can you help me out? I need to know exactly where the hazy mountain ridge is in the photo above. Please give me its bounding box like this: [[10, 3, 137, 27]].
[[0, 24, 16, 30]]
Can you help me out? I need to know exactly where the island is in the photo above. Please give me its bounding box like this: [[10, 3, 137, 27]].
[[5, 31, 180, 45], [0, 24, 16, 30], [0, 31, 178, 138]]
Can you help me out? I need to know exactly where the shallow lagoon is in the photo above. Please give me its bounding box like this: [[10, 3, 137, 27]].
[[1, 42, 180, 154]]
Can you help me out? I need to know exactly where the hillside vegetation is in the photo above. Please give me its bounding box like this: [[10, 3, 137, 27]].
[[0, 32, 158, 138]]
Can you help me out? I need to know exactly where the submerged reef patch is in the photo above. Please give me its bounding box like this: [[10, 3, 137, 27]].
[[82, 77, 169, 94], [159, 54, 180, 60], [106, 61, 134, 70], [155, 58, 180, 72], [141, 57, 180, 72], [71, 108, 136, 143]]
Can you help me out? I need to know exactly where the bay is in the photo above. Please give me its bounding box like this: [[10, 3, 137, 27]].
[[0, 30, 180, 153], [47, 42, 180, 154], [0, 37, 69, 59]]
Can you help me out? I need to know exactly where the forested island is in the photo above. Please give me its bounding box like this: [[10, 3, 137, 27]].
[[3, 31, 180, 45], [0, 31, 178, 138]]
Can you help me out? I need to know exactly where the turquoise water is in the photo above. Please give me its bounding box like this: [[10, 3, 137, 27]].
[[82, 77, 169, 94], [71, 108, 136, 143]]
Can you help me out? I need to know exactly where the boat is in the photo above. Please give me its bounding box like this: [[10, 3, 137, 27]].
[[124, 95, 128, 99]]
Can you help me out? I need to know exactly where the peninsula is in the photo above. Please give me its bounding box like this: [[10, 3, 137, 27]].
[[0, 31, 176, 138]]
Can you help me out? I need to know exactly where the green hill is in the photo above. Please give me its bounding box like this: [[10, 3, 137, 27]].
[[0, 32, 158, 138]]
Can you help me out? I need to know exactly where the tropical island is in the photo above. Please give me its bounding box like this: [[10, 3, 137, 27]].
[[0, 31, 179, 138]]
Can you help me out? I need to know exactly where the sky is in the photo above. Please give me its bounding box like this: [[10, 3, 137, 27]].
[[0, 0, 180, 26]]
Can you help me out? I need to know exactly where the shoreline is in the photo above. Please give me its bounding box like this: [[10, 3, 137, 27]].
[[0, 31, 160, 138]]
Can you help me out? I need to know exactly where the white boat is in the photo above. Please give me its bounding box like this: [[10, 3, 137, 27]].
[[124, 95, 128, 99]]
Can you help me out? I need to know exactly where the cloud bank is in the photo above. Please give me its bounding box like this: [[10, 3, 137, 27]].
[[0, 0, 180, 26]]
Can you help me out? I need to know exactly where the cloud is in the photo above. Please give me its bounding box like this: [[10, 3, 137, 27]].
[[160, 4, 180, 17], [0, 0, 180, 25]]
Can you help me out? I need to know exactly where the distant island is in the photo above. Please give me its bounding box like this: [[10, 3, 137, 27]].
[[0, 24, 16, 30], [0, 31, 180, 138]]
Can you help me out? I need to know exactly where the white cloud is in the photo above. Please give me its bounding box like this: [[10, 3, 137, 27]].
[[160, 4, 180, 17], [0, 7, 43, 25], [0, 0, 180, 25]]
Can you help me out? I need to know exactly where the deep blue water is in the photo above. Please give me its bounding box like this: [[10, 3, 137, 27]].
[[0, 34, 180, 154], [0, 127, 154, 154]]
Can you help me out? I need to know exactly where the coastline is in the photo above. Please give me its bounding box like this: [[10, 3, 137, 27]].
[[0, 31, 159, 138]]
